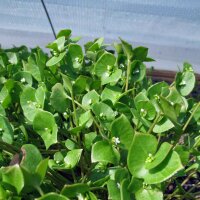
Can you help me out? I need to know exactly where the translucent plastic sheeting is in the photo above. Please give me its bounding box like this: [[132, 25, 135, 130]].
[[0, 0, 199, 72]]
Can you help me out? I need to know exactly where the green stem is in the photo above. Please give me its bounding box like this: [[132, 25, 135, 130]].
[[47, 68, 59, 82], [182, 102, 200, 132], [48, 168, 71, 185], [71, 90, 78, 127], [125, 59, 131, 92], [35, 186, 44, 196], [0, 140, 19, 154], [116, 87, 135, 102], [71, 169, 77, 183], [66, 94, 85, 110], [147, 112, 161, 134], [66, 92, 108, 140]]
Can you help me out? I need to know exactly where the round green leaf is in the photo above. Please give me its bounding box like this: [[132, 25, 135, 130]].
[[0, 185, 7, 200], [1, 165, 24, 194], [73, 75, 91, 94], [120, 179, 131, 200], [176, 71, 195, 96], [64, 149, 82, 169], [82, 90, 99, 109], [0, 80, 14, 109], [147, 82, 168, 99], [13, 71, 32, 86], [145, 142, 172, 170], [78, 110, 93, 128], [135, 187, 163, 200], [37, 193, 69, 200], [84, 132, 97, 151], [128, 133, 158, 178], [144, 151, 183, 184], [46, 36, 65, 52], [20, 144, 42, 173], [111, 114, 134, 149], [101, 85, 122, 105], [33, 110, 58, 149], [35, 85, 46, 109], [24, 55, 42, 82], [131, 61, 146, 82], [136, 101, 156, 121], [134, 91, 149, 108], [94, 53, 121, 85], [0, 104, 6, 116], [57, 29, 72, 39], [61, 183, 89, 198], [88, 37, 104, 52], [46, 52, 66, 67], [50, 83, 69, 113], [153, 117, 174, 133], [92, 102, 115, 121], [67, 44, 83, 70], [20, 87, 39, 122], [0, 115, 13, 144], [107, 179, 120, 200], [91, 141, 120, 165], [101, 68, 122, 85], [132, 46, 148, 61]]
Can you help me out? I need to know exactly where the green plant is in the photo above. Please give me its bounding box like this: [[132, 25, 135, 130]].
[[0, 29, 199, 200]]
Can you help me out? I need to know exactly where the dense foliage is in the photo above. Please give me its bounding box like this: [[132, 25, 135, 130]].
[[0, 29, 200, 200]]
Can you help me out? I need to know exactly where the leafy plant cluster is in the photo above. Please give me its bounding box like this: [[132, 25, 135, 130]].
[[0, 29, 200, 200]]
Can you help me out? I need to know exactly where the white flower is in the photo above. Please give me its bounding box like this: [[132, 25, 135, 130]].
[[107, 65, 112, 71], [20, 78, 26, 83], [44, 128, 48, 131], [0, 128, 3, 131], [140, 108, 145, 113], [88, 99, 92, 104], [100, 113, 104, 117], [179, 80, 186, 86], [75, 57, 79, 62], [112, 137, 120, 146]]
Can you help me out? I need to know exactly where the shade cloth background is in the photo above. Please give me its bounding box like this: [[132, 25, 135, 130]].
[[0, 0, 199, 72]]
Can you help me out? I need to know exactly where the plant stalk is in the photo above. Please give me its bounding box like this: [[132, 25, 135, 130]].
[[125, 58, 131, 91], [182, 102, 200, 132], [147, 112, 161, 134]]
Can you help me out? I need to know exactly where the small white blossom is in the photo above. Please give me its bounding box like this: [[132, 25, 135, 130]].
[[112, 137, 120, 146], [0, 128, 3, 131], [75, 57, 79, 62], [44, 128, 48, 131], [117, 182, 120, 189], [104, 72, 110, 77], [20, 78, 26, 83], [100, 113, 104, 117], [88, 99, 92, 104], [134, 69, 140, 73], [120, 64, 125, 68], [140, 108, 145, 113], [63, 112, 67, 116], [180, 80, 186, 86], [107, 65, 112, 71], [114, 111, 118, 116]]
